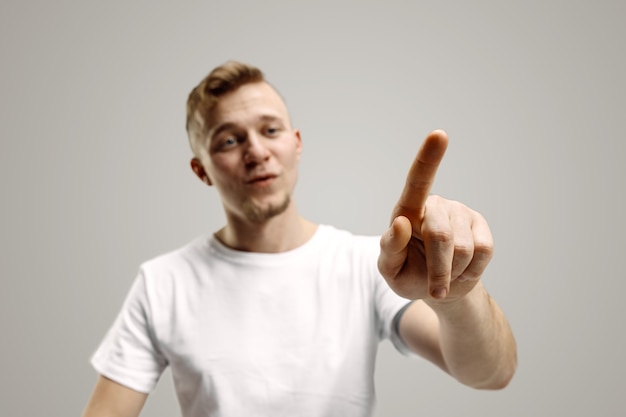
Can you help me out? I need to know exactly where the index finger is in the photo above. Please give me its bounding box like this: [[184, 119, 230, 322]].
[[393, 130, 449, 225]]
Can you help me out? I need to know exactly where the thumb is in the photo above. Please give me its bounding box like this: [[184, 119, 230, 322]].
[[378, 216, 412, 279]]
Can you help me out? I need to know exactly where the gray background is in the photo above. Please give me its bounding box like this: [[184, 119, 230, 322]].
[[1, 1, 624, 416]]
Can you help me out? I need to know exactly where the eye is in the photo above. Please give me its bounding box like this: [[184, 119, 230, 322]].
[[214, 134, 240, 151], [265, 126, 281, 137], [223, 136, 237, 146]]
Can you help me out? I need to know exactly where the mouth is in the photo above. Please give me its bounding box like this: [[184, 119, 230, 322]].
[[246, 174, 277, 185]]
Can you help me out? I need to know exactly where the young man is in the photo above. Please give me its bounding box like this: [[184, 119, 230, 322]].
[[82, 61, 517, 417]]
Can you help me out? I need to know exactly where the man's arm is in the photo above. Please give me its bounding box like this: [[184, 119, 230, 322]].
[[378, 130, 517, 389], [82, 375, 148, 417], [397, 286, 517, 389]]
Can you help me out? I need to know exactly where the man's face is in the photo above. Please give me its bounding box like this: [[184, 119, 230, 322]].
[[191, 82, 302, 224]]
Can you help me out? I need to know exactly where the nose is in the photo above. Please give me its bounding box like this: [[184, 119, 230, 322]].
[[243, 133, 270, 165]]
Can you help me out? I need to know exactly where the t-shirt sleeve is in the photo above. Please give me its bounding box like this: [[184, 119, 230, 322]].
[[363, 235, 420, 357], [90, 270, 168, 393], [373, 270, 418, 356]]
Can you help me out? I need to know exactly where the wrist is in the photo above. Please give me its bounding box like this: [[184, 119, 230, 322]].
[[424, 281, 487, 318]]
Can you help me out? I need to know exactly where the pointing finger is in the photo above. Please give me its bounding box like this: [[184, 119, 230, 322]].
[[393, 130, 448, 230]]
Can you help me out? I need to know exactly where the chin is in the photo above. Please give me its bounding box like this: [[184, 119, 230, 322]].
[[242, 194, 291, 223]]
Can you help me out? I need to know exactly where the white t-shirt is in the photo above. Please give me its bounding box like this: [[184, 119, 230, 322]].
[[91, 225, 413, 417]]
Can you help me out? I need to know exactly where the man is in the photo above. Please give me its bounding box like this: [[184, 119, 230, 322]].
[[82, 61, 517, 417]]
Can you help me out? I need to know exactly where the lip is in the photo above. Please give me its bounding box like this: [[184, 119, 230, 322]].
[[245, 173, 277, 185]]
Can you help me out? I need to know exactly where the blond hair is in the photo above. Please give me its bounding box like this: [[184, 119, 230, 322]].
[[186, 61, 265, 148]]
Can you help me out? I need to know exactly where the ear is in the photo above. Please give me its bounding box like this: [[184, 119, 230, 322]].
[[190, 158, 212, 186], [294, 129, 302, 160]]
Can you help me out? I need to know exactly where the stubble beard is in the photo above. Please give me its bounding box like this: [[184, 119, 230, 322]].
[[242, 192, 292, 223]]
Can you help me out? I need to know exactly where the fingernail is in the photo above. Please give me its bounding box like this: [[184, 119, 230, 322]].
[[431, 287, 448, 299]]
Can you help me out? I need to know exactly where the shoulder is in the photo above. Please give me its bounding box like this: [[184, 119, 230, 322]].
[[138, 235, 212, 280], [314, 225, 383, 281]]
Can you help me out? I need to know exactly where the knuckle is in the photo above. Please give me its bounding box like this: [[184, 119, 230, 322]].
[[459, 270, 481, 281], [474, 239, 495, 260], [427, 194, 443, 203], [423, 227, 453, 244], [454, 240, 474, 258], [429, 270, 450, 284], [379, 234, 390, 250]]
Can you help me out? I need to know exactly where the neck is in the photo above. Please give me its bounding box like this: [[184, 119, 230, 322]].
[[216, 205, 318, 253]]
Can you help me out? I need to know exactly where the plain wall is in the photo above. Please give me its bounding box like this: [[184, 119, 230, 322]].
[[1, 1, 624, 416]]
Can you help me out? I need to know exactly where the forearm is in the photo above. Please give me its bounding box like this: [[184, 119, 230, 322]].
[[426, 281, 517, 389], [82, 375, 147, 417]]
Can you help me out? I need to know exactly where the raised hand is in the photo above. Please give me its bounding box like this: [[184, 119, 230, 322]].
[[378, 130, 494, 302]]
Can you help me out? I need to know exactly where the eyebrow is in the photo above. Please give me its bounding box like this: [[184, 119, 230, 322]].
[[209, 122, 238, 141]]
